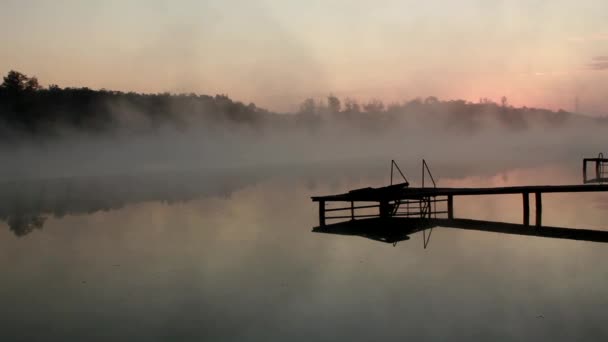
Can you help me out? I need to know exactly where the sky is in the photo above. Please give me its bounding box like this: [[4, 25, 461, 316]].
[[1, 0, 607, 114]]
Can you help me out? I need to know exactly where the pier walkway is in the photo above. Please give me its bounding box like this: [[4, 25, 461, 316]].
[[312, 159, 608, 228]]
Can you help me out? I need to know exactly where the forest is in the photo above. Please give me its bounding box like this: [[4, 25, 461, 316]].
[[0, 70, 601, 139]]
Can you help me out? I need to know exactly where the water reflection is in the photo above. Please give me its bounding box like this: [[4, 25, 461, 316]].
[[313, 217, 425, 244], [0, 166, 307, 236], [6, 214, 46, 236], [2, 163, 608, 341], [0, 160, 413, 237], [3, 162, 608, 237], [314, 217, 608, 246]]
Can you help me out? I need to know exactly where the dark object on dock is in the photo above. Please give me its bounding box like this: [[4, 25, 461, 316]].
[[313, 217, 608, 245], [312, 159, 608, 228], [583, 153, 608, 184]]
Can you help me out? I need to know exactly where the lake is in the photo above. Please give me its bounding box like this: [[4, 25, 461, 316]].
[[1, 161, 607, 341]]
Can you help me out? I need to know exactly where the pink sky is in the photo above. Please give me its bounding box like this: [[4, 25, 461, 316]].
[[1, 0, 607, 114]]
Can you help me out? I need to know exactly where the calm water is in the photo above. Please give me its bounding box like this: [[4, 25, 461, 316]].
[[1, 162, 608, 341]]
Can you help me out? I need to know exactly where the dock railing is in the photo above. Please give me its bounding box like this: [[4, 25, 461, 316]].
[[583, 153, 608, 184], [318, 160, 448, 226]]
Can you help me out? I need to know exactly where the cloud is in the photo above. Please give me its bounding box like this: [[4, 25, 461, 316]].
[[588, 56, 608, 70]]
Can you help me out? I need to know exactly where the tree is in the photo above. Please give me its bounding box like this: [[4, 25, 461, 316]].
[[424, 96, 439, 105], [363, 98, 384, 113], [1, 70, 29, 92], [327, 94, 341, 114], [25, 77, 41, 91], [501, 96, 508, 107], [299, 98, 316, 115], [343, 97, 360, 113], [1, 70, 41, 92]]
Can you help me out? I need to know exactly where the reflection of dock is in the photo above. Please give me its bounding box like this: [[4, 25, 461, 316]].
[[312, 160, 608, 228], [313, 218, 608, 244]]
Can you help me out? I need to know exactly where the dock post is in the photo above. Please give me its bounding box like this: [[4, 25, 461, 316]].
[[351, 201, 355, 220], [596, 161, 600, 181], [583, 160, 587, 183], [319, 200, 326, 227], [447, 195, 454, 219], [379, 200, 389, 218], [535, 192, 542, 227], [523, 193, 530, 226]]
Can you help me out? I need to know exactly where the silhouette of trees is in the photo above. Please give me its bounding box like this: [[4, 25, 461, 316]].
[[298, 98, 316, 116], [343, 98, 360, 113], [0, 71, 41, 98], [424, 96, 439, 105], [0, 70, 275, 136], [501, 96, 508, 107], [327, 94, 341, 114], [0, 70, 588, 138], [363, 99, 384, 113]]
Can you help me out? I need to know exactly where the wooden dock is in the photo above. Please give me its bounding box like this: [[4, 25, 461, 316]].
[[312, 159, 608, 228], [312, 183, 608, 227]]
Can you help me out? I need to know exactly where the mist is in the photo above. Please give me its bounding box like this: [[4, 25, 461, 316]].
[[1, 76, 607, 181], [4, 120, 602, 180]]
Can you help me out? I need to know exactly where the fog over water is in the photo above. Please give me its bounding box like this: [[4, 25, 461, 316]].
[[1, 105, 607, 180], [3, 0, 608, 340], [1, 160, 608, 341]]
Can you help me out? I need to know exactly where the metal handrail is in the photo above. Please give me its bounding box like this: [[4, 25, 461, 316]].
[[422, 159, 437, 188], [390, 160, 409, 185]]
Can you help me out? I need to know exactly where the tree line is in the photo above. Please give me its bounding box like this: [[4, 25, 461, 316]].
[[0, 70, 591, 138], [0, 70, 274, 137]]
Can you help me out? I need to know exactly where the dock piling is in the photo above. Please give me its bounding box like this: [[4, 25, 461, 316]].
[[535, 192, 542, 227], [447, 195, 454, 219], [583, 160, 587, 183], [319, 200, 326, 227], [379, 200, 390, 218], [523, 193, 530, 226]]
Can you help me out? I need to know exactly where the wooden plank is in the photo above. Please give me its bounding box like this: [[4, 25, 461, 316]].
[[325, 204, 380, 211], [312, 184, 608, 202], [326, 214, 380, 220]]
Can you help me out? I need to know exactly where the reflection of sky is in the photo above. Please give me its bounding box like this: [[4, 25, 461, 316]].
[[2, 0, 608, 113], [1, 164, 608, 340]]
